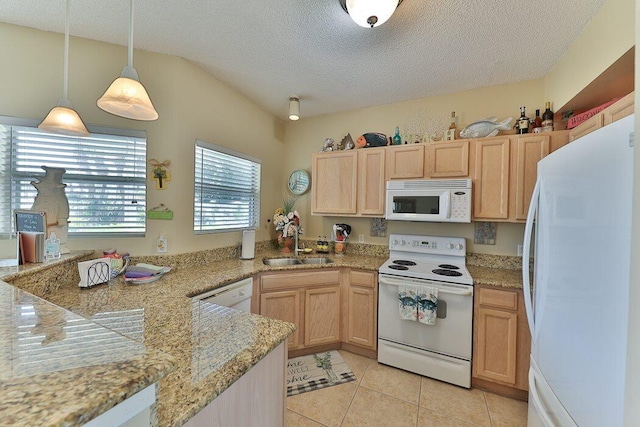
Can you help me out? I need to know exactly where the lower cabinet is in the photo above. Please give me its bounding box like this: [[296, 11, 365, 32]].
[[258, 268, 377, 356], [184, 340, 287, 427], [472, 286, 530, 399]]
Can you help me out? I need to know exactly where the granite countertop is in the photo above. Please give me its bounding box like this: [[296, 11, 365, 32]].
[[4, 249, 382, 426], [0, 245, 521, 426]]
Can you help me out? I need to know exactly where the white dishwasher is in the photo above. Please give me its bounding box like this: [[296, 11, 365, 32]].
[[193, 277, 253, 312]]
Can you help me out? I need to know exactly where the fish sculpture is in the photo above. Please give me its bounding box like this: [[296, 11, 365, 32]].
[[459, 117, 513, 139], [356, 132, 389, 148]]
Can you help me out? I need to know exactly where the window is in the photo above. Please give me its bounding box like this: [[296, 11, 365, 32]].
[[0, 116, 147, 237], [194, 140, 261, 233]]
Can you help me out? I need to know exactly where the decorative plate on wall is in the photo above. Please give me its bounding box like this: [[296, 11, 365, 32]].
[[288, 169, 310, 195]]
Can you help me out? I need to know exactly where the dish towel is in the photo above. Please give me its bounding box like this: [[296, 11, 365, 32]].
[[416, 285, 438, 325], [398, 284, 418, 321]]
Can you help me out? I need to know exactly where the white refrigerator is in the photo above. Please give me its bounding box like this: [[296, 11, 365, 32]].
[[523, 115, 634, 426]]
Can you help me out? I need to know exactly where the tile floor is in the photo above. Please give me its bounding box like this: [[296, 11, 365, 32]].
[[286, 350, 528, 427]]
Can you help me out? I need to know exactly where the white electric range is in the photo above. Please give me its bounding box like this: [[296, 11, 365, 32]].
[[377, 234, 474, 388]]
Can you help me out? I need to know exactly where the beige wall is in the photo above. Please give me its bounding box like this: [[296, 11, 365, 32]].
[[0, 22, 286, 255], [283, 80, 546, 256], [544, 0, 635, 109]]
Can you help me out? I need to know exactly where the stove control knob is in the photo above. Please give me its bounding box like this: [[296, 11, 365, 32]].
[[446, 242, 454, 249], [456, 243, 464, 250], [392, 239, 399, 246]]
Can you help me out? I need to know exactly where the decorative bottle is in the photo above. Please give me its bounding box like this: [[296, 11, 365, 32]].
[[533, 109, 542, 133], [44, 232, 61, 261], [392, 127, 402, 145], [516, 107, 530, 134], [445, 111, 457, 141], [542, 102, 554, 132]]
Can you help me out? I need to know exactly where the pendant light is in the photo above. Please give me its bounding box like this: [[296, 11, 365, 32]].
[[339, 0, 403, 28], [38, 0, 89, 137], [97, 0, 158, 121], [289, 97, 300, 121]]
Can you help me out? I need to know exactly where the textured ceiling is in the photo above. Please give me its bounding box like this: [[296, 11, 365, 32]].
[[0, 0, 606, 120]]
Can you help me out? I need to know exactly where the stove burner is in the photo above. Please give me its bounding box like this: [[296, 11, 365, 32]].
[[388, 265, 409, 271], [392, 260, 417, 266], [438, 264, 460, 270], [432, 268, 463, 277]]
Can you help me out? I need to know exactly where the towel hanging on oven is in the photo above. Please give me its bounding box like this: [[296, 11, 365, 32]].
[[398, 284, 417, 321], [417, 285, 438, 325]]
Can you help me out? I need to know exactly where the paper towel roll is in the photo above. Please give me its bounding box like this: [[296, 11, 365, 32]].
[[241, 229, 256, 260]]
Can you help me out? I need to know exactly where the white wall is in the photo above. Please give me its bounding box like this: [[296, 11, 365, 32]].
[[0, 22, 286, 255]]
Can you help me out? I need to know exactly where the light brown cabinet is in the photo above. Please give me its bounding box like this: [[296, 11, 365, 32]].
[[510, 134, 550, 221], [311, 151, 358, 215], [258, 268, 377, 357], [425, 140, 470, 178], [472, 137, 511, 220], [259, 269, 341, 350], [311, 149, 385, 216], [343, 270, 377, 351], [569, 91, 634, 141], [304, 287, 341, 346], [357, 148, 386, 216], [386, 144, 425, 179], [473, 286, 530, 399]]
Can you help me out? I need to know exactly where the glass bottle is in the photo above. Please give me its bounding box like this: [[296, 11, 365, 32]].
[[533, 109, 542, 133], [446, 111, 457, 141], [392, 127, 402, 145], [516, 107, 530, 134], [542, 102, 554, 132]]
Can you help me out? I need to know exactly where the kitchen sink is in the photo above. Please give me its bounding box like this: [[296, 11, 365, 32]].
[[300, 257, 333, 264], [262, 258, 301, 266], [262, 257, 334, 266]]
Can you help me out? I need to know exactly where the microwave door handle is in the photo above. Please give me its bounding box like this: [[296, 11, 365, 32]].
[[443, 191, 451, 218]]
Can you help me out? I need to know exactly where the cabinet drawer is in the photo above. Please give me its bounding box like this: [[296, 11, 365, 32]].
[[349, 270, 376, 288], [261, 269, 341, 291], [478, 287, 517, 310]]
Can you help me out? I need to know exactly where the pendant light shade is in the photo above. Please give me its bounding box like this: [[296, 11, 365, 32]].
[[97, 0, 158, 121], [289, 97, 300, 121], [38, 0, 89, 137], [340, 0, 402, 28]]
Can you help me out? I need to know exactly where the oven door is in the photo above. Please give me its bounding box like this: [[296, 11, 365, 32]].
[[385, 188, 450, 222], [378, 273, 473, 360]]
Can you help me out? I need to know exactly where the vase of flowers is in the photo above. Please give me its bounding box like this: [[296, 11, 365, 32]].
[[273, 198, 302, 253]]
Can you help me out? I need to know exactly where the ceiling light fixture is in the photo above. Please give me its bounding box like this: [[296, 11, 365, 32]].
[[289, 97, 300, 121], [38, 0, 89, 137], [339, 0, 403, 28], [97, 0, 158, 121]]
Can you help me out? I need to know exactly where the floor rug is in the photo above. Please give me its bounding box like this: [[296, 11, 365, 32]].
[[286, 350, 356, 397]]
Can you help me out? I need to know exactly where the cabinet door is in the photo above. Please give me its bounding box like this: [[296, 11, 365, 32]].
[[386, 145, 425, 179], [474, 306, 518, 385], [346, 286, 376, 349], [473, 138, 510, 220], [512, 135, 550, 221], [312, 151, 358, 215], [260, 290, 302, 349], [569, 114, 603, 142], [358, 148, 386, 216], [603, 91, 634, 125], [304, 287, 341, 346], [426, 140, 470, 178]]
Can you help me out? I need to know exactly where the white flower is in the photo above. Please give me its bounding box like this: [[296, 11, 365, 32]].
[[287, 212, 294, 220]]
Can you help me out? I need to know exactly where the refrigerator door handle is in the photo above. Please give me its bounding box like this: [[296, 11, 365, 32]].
[[528, 368, 556, 427], [522, 178, 539, 336]]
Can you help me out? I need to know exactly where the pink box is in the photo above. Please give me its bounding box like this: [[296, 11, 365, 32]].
[[567, 98, 620, 129]]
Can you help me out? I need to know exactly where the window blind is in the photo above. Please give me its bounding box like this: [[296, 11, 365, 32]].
[[0, 117, 147, 237], [194, 140, 261, 233]]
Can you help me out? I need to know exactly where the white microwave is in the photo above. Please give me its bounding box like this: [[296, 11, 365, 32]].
[[385, 179, 472, 222]]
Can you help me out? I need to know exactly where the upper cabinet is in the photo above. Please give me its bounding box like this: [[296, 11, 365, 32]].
[[569, 91, 634, 142], [312, 151, 358, 215], [472, 138, 511, 220], [386, 144, 424, 179], [311, 148, 386, 216], [510, 134, 550, 221], [425, 140, 470, 178]]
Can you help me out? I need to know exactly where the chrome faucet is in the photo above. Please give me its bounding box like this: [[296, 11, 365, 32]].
[[291, 223, 300, 256]]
